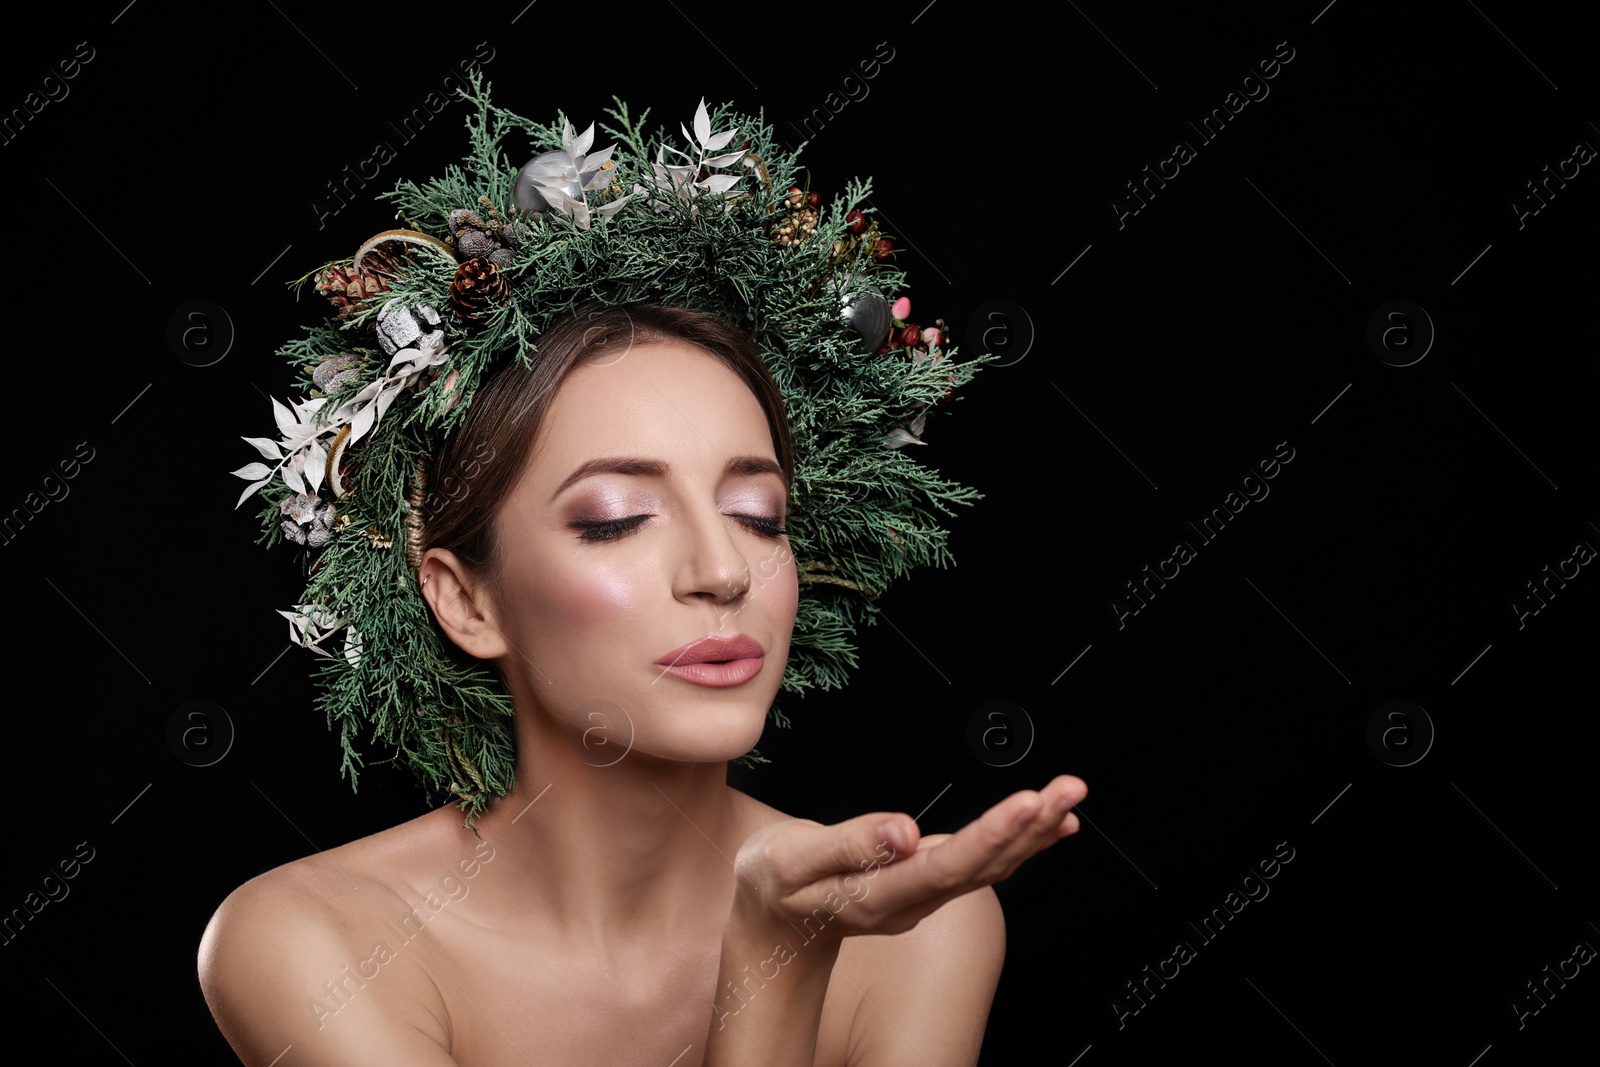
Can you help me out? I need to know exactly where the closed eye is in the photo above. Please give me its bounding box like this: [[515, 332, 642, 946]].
[[732, 514, 788, 538], [569, 515, 651, 542], [570, 513, 787, 542]]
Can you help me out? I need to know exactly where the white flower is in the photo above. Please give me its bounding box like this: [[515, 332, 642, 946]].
[[276, 603, 347, 656]]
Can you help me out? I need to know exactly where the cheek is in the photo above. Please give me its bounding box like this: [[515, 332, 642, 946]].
[[779, 567, 799, 617], [762, 551, 801, 623], [541, 557, 646, 626]]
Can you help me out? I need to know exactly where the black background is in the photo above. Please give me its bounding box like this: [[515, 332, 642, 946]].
[[2, 1, 1595, 1063]]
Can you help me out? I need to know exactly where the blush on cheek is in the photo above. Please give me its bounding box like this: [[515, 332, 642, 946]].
[[549, 561, 644, 623], [777, 570, 799, 618], [757, 556, 800, 627]]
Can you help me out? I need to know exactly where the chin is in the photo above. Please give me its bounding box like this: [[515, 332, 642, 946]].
[[635, 700, 773, 765]]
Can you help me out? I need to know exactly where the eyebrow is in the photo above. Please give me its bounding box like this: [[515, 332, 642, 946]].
[[549, 455, 785, 503]]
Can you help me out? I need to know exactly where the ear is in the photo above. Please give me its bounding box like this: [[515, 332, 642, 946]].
[[420, 547, 510, 661]]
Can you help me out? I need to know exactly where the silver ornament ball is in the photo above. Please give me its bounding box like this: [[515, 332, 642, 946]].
[[515, 150, 603, 215], [838, 278, 892, 351]]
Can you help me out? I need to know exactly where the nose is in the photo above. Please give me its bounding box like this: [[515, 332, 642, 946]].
[[674, 505, 753, 607]]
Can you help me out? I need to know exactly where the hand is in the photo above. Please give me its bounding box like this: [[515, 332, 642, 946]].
[[730, 775, 1087, 942]]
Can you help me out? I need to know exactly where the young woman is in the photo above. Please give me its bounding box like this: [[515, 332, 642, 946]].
[[199, 304, 1088, 1066]]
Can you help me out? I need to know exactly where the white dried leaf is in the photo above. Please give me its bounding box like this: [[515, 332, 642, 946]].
[[304, 439, 326, 494], [373, 381, 408, 427], [704, 126, 738, 151], [700, 173, 740, 194], [571, 122, 595, 157], [386, 345, 425, 375], [271, 397, 297, 439], [282, 462, 307, 494], [235, 477, 271, 509], [692, 99, 711, 146], [291, 398, 330, 441], [347, 399, 378, 447], [231, 461, 272, 481], [242, 436, 282, 461]]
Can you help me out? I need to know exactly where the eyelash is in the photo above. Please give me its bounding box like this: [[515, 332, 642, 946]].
[[570, 514, 788, 542]]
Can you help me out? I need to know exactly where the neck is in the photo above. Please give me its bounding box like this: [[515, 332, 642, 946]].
[[464, 708, 747, 943]]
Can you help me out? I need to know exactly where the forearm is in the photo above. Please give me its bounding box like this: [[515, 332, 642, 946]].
[[702, 910, 842, 1067]]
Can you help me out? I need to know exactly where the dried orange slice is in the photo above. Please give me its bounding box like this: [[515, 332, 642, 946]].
[[325, 424, 355, 499], [353, 229, 457, 275]]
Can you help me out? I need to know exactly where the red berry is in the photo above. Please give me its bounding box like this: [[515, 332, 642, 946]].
[[787, 186, 804, 207], [846, 210, 867, 234], [900, 324, 920, 348], [807, 191, 821, 210], [874, 237, 895, 260]]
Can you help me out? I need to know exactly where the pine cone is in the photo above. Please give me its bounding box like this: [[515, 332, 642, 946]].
[[357, 244, 409, 281], [315, 263, 392, 321], [450, 258, 510, 321], [312, 353, 365, 394]]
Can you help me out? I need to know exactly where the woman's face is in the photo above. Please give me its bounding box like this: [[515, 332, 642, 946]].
[[482, 339, 798, 764]]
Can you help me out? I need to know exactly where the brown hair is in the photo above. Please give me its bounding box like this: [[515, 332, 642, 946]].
[[422, 303, 794, 597]]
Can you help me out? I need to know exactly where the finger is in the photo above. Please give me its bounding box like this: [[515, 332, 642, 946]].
[[899, 776, 1086, 892], [1036, 775, 1088, 830], [1014, 775, 1088, 846], [1051, 777, 1089, 838], [769, 810, 920, 889], [867, 796, 1031, 905]]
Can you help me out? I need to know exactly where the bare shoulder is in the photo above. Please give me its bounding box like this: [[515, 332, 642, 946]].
[[831, 835, 1007, 1067], [725, 790, 1008, 1066], [845, 834, 1006, 976], [198, 816, 461, 1065]]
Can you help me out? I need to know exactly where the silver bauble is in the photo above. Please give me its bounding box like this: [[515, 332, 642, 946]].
[[515, 150, 602, 215], [838, 278, 892, 351]]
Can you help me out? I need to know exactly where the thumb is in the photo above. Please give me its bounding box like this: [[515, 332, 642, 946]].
[[779, 811, 920, 887], [870, 813, 920, 861]]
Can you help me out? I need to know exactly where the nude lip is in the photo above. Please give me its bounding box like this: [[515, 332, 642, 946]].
[[655, 635, 765, 687]]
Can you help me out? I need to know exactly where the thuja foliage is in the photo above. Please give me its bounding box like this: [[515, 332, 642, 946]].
[[242, 71, 990, 825]]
